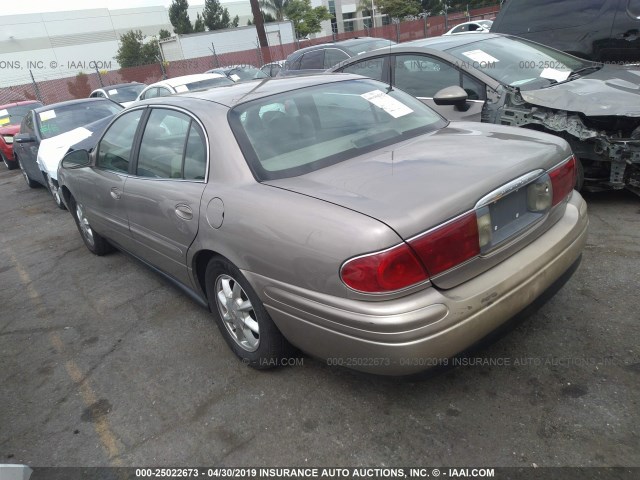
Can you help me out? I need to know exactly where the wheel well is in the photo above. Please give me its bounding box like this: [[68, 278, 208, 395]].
[[60, 186, 72, 206], [193, 249, 225, 303]]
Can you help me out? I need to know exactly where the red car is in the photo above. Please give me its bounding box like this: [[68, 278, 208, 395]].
[[0, 100, 43, 170]]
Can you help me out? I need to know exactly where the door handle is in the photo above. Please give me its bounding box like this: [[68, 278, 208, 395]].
[[175, 204, 193, 220], [110, 187, 122, 200]]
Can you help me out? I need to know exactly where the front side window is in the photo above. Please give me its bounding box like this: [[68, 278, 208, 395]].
[[97, 109, 143, 173], [137, 109, 206, 180], [394, 55, 460, 98], [229, 79, 447, 181]]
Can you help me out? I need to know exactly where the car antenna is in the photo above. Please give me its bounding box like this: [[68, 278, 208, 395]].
[[386, 40, 393, 93]]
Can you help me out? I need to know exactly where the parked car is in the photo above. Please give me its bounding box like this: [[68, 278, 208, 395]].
[[491, 0, 640, 63], [0, 100, 43, 170], [135, 74, 233, 101], [205, 65, 269, 82], [444, 20, 493, 35], [38, 116, 114, 208], [279, 37, 396, 76], [259, 60, 286, 77], [89, 82, 146, 107], [329, 33, 640, 195], [13, 98, 122, 204], [58, 75, 587, 375]]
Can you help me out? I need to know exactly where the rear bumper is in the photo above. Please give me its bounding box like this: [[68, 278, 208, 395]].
[[245, 191, 589, 375]]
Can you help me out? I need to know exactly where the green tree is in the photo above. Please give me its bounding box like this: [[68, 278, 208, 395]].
[[169, 0, 194, 34], [231, 14, 240, 27], [115, 30, 161, 68], [284, 0, 331, 38], [203, 0, 232, 30], [375, 0, 421, 20], [67, 72, 91, 99], [260, 0, 289, 21], [194, 12, 206, 32], [159, 28, 172, 39]]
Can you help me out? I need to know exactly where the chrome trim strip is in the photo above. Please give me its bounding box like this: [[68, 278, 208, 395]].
[[475, 169, 544, 209]]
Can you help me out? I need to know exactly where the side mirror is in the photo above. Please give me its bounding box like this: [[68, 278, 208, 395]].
[[433, 86, 470, 110], [14, 133, 36, 144], [61, 149, 91, 169]]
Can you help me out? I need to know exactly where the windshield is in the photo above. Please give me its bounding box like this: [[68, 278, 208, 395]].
[[447, 36, 594, 90], [37, 100, 123, 139], [106, 84, 145, 103], [181, 77, 234, 91], [229, 79, 447, 181], [0, 103, 43, 127]]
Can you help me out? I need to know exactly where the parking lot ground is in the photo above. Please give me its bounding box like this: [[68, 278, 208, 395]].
[[1, 166, 639, 468]]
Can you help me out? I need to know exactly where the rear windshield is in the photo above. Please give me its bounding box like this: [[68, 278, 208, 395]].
[[181, 77, 234, 91], [0, 103, 43, 127], [106, 84, 145, 103], [37, 100, 123, 139], [227, 67, 269, 81], [229, 79, 447, 181]]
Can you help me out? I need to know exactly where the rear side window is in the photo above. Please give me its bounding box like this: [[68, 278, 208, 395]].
[[341, 56, 386, 82], [324, 49, 350, 69], [493, 0, 605, 33], [300, 50, 325, 69]]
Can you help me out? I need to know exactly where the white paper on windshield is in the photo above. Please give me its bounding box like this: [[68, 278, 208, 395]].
[[39, 110, 56, 121], [229, 74, 241, 82], [175, 85, 189, 93], [36, 127, 92, 180], [461, 50, 499, 64], [0, 109, 8, 116], [539, 68, 570, 82], [361, 90, 413, 118], [108, 89, 118, 95]]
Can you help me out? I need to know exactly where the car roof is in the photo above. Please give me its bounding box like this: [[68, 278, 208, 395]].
[[0, 100, 42, 109], [33, 97, 116, 113], [149, 73, 226, 88], [150, 74, 367, 109], [403, 32, 503, 51], [291, 37, 392, 56]]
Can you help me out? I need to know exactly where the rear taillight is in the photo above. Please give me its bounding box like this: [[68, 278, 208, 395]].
[[408, 212, 480, 277], [549, 156, 576, 206], [340, 243, 429, 293]]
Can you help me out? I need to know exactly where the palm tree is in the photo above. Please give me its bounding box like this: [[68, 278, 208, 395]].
[[260, 0, 289, 22]]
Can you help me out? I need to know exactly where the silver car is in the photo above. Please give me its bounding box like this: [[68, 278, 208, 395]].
[[58, 74, 588, 375]]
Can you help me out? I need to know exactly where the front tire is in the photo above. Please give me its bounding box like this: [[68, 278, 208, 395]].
[[69, 196, 113, 255], [205, 257, 292, 369]]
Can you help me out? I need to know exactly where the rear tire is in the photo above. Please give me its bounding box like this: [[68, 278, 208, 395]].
[[205, 257, 293, 369], [16, 154, 38, 188], [69, 196, 113, 255]]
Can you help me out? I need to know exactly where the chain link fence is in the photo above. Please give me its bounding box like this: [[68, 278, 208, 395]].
[[0, 4, 499, 106]]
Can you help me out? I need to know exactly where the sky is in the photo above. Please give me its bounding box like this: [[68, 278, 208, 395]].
[[3, 0, 237, 16]]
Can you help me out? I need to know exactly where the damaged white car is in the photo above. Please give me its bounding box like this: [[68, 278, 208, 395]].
[[331, 33, 640, 195]]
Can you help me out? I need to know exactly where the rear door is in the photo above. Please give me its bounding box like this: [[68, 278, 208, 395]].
[[124, 107, 208, 285]]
